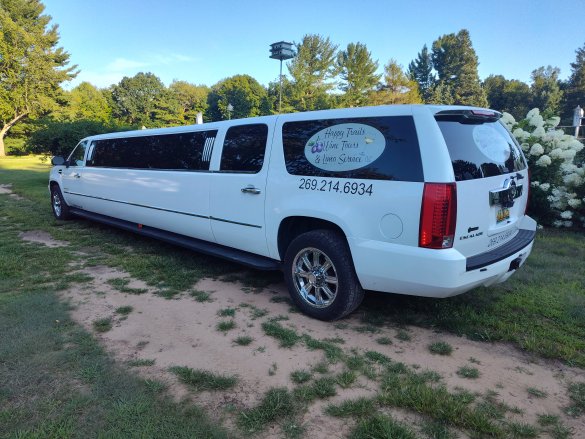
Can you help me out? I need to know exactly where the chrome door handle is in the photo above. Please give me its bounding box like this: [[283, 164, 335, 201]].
[[241, 185, 261, 195], [73, 173, 81, 179]]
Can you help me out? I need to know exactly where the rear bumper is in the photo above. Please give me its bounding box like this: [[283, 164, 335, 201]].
[[466, 228, 535, 271], [349, 216, 537, 298]]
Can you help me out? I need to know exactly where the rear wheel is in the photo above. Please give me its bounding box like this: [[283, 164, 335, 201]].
[[284, 230, 364, 321], [50, 185, 71, 220]]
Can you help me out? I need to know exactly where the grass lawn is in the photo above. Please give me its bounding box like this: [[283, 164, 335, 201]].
[[1, 155, 584, 437], [0, 156, 233, 438]]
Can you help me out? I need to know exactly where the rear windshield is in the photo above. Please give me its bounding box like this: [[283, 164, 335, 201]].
[[437, 120, 526, 181]]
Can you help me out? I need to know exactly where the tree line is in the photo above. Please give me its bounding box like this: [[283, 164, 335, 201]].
[[1, 0, 584, 156]]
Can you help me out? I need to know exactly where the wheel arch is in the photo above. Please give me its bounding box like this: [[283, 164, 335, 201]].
[[277, 216, 347, 261]]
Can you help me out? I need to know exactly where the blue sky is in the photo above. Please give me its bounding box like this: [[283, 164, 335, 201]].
[[42, 0, 585, 90]]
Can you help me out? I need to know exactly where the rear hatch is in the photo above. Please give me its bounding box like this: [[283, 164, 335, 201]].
[[435, 109, 529, 259]]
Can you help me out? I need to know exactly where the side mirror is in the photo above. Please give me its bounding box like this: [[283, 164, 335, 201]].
[[51, 156, 66, 166]]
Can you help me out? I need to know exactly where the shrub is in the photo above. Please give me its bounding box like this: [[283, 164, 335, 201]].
[[502, 109, 584, 227], [26, 119, 134, 157]]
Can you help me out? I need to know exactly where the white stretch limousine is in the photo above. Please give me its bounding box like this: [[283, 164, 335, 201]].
[[49, 105, 537, 320]]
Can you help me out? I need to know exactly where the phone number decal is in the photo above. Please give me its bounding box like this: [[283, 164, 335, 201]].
[[298, 178, 373, 196]]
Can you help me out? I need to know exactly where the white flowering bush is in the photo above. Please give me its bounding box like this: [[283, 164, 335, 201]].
[[503, 108, 585, 228]]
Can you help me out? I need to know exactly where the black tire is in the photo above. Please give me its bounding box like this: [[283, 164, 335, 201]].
[[283, 229, 364, 321], [50, 184, 72, 220]]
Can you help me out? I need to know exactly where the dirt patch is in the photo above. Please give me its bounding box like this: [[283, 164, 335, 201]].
[[60, 269, 585, 437], [19, 230, 69, 248], [0, 183, 13, 195], [0, 183, 24, 200]]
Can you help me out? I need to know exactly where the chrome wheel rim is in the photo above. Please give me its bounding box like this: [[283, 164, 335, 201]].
[[52, 192, 62, 217], [292, 247, 338, 308]]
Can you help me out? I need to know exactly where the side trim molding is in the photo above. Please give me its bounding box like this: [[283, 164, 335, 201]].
[[64, 191, 262, 228]]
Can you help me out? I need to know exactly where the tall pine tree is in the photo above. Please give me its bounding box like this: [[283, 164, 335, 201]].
[[431, 29, 487, 107], [337, 42, 380, 107], [371, 60, 422, 105], [0, 0, 77, 156], [288, 34, 338, 111], [407, 45, 435, 103]]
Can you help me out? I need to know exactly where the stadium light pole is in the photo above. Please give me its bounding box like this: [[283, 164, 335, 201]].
[[269, 41, 295, 113]]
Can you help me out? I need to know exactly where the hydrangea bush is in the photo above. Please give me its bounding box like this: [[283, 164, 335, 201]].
[[502, 108, 585, 228]]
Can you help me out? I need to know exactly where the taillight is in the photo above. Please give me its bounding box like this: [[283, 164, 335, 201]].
[[419, 183, 457, 249]]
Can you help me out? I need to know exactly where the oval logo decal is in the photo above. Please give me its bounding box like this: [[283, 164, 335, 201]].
[[304, 123, 386, 172]]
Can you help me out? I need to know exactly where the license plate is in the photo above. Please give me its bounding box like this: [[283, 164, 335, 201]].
[[488, 228, 516, 248], [496, 208, 510, 223]]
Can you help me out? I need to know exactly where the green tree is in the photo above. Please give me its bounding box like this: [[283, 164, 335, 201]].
[[0, 0, 77, 156], [483, 75, 532, 119], [371, 60, 422, 105], [431, 29, 487, 107], [337, 42, 381, 107], [169, 81, 209, 124], [109, 72, 178, 127], [428, 82, 454, 105], [151, 89, 183, 127], [530, 66, 563, 114], [288, 34, 338, 111], [207, 74, 269, 121], [561, 42, 585, 122], [62, 82, 111, 122], [407, 44, 435, 102], [267, 76, 295, 114]]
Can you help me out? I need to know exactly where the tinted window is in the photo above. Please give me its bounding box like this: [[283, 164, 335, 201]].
[[89, 131, 217, 170], [437, 120, 526, 181], [282, 116, 423, 181], [67, 141, 87, 167], [220, 124, 268, 173]]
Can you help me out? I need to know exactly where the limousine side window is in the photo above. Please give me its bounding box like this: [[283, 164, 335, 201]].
[[67, 141, 88, 167], [282, 116, 423, 181], [89, 131, 218, 170], [220, 124, 268, 173]]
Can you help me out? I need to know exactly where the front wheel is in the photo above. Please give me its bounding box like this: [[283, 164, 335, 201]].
[[50, 185, 71, 220], [284, 230, 364, 321]]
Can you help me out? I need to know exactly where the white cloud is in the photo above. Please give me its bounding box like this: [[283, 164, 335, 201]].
[[105, 58, 149, 72], [172, 54, 194, 62], [65, 53, 196, 89]]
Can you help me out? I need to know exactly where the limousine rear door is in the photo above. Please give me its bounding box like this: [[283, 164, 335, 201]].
[[209, 123, 271, 257]]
